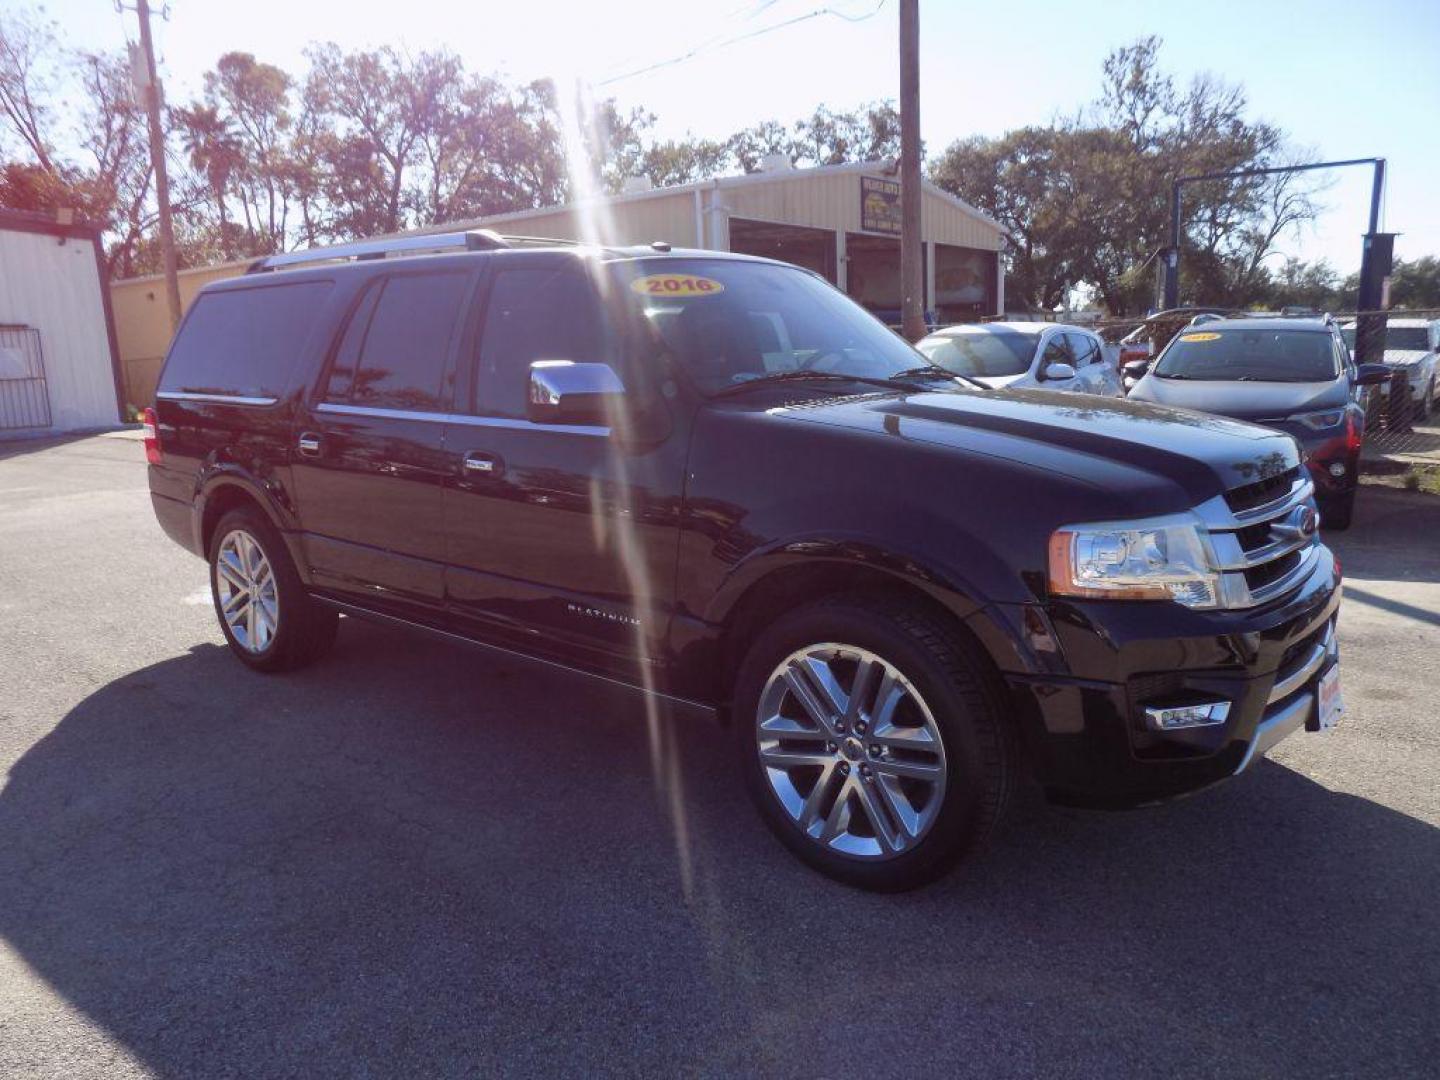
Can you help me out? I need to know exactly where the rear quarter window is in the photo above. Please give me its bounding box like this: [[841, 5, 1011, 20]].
[[159, 281, 334, 399]]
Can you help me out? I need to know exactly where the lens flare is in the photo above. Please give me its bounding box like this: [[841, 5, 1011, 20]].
[[554, 72, 694, 897]]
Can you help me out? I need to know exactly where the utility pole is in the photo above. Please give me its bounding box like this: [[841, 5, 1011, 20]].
[[898, 0, 925, 342], [125, 0, 182, 330]]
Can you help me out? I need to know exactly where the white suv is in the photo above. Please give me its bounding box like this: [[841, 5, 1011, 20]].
[[1341, 318, 1438, 421]]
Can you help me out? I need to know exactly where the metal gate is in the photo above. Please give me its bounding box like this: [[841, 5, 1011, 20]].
[[0, 325, 52, 430]]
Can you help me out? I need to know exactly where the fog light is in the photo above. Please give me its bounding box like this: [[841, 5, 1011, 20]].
[[1144, 700, 1231, 731], [1327, 462, 1346, 478]]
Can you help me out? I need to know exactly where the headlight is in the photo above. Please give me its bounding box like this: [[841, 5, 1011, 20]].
[[1048, 515, 1219, 608], [1293, 408, 1345, 431]]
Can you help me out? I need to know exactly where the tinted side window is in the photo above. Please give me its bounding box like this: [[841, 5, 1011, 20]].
[[160, 281, 333, 398], [474, 267, 603, 418], [347, 271, 469, 412]]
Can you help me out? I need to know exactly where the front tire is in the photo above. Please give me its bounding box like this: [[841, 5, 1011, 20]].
[[734, 596, 1015, 891], [1322, 489, 1356, 532], [209, 507, 338, 672]]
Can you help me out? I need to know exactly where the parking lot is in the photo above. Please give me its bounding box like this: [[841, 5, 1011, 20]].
[[1, 433, 1437, 1078]]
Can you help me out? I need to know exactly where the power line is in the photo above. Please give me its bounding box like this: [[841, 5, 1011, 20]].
[[596, 1, 887, 87]]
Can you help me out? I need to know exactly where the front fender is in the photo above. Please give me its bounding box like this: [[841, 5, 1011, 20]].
[[701, 535, 1042, 680]]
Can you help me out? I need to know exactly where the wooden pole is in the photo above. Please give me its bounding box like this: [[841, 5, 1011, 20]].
[[899, 0, 925, 341], [134, 0, 182, 330]]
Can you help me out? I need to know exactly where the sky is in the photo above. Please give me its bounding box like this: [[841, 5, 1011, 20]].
[[27, 0, 1440, 274]]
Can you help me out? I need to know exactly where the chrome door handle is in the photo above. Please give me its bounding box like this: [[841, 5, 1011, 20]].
[[463, 451, 502, 476], [297, 432, 322, 456]]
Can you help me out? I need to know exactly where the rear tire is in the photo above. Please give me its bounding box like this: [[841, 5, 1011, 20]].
[[733, 595, 1015, 891], [1418, 378, 1435, 422], [208, 507, 338, 672]]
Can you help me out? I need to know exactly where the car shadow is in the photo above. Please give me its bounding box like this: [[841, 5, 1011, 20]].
[[2, 619, 1437, 1076]]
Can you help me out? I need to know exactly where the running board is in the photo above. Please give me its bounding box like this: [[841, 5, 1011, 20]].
[[312, 595, 720, 724]]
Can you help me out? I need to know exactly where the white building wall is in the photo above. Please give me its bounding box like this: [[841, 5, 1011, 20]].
[[0, 227, 118, 432]]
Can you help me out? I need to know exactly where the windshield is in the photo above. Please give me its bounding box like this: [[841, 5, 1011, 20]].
[[608, 258, 924, 394], [916, 330, 1034, 377], [1340, 326, 1430, 352], [1153, 329, 1338, 383]]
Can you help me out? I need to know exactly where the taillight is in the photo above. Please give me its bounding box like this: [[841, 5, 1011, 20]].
[[141, 407, 161, 465], [1345, 410, 1361, 453]]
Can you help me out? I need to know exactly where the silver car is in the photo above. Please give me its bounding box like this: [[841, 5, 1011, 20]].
[[916, 322, 1123, 398], [1340, 318, 1438, 420]]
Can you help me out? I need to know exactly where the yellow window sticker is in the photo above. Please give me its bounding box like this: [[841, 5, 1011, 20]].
[[1180, 331, 1221, 342], [630, 274, 726, 298]]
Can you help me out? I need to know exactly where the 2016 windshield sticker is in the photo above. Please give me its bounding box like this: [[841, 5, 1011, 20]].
[[1179, 331, 1221, 342], [631, 274, 726, 298]]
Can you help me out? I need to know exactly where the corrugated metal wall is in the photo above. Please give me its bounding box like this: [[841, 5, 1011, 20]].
[[715, 172, 1002, 251], [0, 228, 118, 433]]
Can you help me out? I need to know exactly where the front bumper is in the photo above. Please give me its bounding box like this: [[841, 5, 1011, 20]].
[[1001, 542, 1340, 807]]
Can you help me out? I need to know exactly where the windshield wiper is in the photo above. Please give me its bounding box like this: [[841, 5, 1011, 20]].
[[891, 365, 989, 390], [710, 370, 916, 398], [1154, 371, 1191, 380]]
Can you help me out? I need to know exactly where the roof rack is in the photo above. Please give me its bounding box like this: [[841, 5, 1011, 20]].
[[245, 229, 585, 273]]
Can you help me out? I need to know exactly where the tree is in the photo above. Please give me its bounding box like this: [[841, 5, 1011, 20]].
[[1263, 257, 1340, 311], [929, 127, 1086, 311], [727, 102, 901, 173], [1387, 256, 1440, 310], [0, 7, 58, 172], [932, 36, 1325, 313], [201, 52, 295, 253], [172, 102, 242, 252], [0, 8, 160, 275]]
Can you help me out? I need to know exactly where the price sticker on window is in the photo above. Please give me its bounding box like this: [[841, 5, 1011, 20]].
[[630, 274, 726, 298], [1179, 331, 1221, 342]]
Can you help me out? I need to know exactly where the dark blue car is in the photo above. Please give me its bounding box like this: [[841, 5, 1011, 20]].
[[1127, 316, 1390, 529]]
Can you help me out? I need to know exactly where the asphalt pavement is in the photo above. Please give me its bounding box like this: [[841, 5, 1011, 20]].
[[1, 434, 1437, 1079]]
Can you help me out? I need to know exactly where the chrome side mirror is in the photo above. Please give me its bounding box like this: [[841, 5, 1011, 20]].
[[1043, 362, 1076, 381], [527, 361, 626, 426]]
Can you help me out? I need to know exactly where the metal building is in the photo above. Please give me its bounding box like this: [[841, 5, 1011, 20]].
[[110, 161, 1008, 407], [0, 209, 124, 436]]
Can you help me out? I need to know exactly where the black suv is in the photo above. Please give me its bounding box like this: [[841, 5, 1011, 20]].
[[146, 233, 1342, 890]]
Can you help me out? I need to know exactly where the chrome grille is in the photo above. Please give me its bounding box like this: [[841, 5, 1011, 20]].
[[1223, 466, 1300, 514], [1197, 470, 1320, 609]]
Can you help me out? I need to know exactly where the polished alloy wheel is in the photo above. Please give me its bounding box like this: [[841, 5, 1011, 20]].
[[755, 643, 948, 859], [214, 528, 279, 653]]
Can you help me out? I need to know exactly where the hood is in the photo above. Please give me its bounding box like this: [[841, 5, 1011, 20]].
[[1129, 375, 1346, 422], [769, 386, 1299, 504]]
